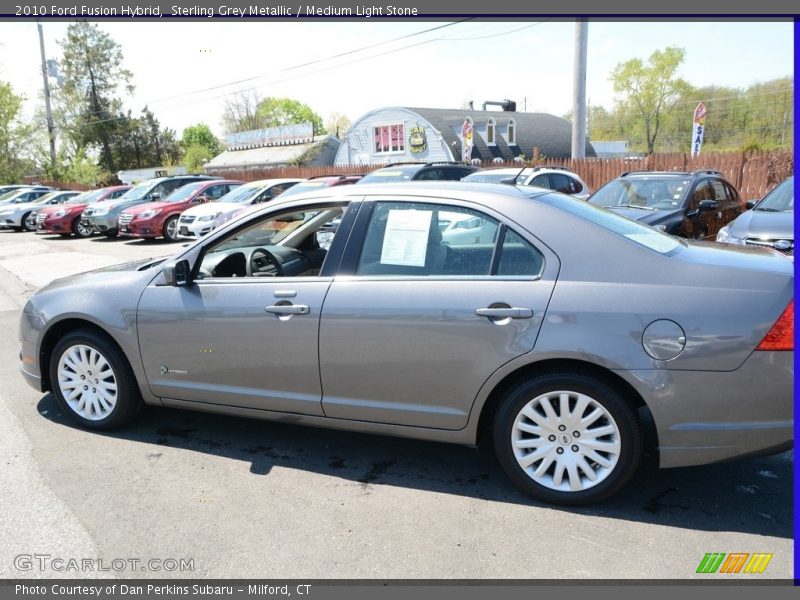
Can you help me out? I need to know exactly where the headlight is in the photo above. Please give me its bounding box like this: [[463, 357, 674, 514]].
[[0, 208, 13, 216], [53, 209, 68, 218], [139, 209, 161, 218], [91, 207, 109, 216], [716, 225, 744, 245], [198, 213, 220, 222]]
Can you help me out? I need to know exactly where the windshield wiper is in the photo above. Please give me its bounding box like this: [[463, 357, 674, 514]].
[[606, 203, 656, 211], [755, 207, 781, 212]]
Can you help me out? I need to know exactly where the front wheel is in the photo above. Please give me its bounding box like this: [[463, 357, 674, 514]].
[[162, 215, 179, 242], [492, 373, 642, 505], [22, 212, 36, 232], [72, 217, 94, 238], [49, 329, 142, 430]]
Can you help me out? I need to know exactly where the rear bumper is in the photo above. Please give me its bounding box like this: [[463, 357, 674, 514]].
[[622, 351, 793, 468]]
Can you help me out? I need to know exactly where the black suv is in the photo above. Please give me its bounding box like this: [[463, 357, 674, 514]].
[[588, 169, 744, 240], [358, 162, 480, 184]]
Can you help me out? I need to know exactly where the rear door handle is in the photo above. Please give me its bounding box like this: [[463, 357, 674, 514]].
[[265, 304, 310, 315], [475, 307, 533, 319]]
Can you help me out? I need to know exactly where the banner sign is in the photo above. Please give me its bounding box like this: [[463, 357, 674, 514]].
[[226, 122, 313, 150], [691, 102, 706, 158]]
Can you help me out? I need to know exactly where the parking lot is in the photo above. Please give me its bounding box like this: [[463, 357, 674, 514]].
[[0, 228, 792, 580]]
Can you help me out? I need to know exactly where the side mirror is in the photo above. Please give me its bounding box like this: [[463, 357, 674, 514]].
[[150, 192, 162, 201], [698, 199, 718, 211], [162, 259, 191, 286], [745, 200, 758, 210]]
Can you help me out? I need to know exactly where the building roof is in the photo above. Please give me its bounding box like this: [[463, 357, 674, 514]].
[[206, 135, 340, 170], [403, 107, 595, 160]]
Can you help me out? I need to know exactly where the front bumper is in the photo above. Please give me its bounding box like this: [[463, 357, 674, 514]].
[[82, 213, 119, 235], [176, 217, 215, 240], [39, 215, 71, 234], [622, 351, 794, 468], [119, 217, 162, 238], [19, 309, 45, 393], [0, 214, 23, 228]]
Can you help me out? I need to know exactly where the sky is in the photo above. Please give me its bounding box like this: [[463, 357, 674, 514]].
[[0, 19, 794, 140]]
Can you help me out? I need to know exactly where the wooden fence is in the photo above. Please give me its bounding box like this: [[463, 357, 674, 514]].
[[39, 149, 793, 199]]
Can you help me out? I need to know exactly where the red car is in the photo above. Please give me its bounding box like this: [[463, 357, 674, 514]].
[[36, 185, 131, 237], [119, 180, 242, 242]]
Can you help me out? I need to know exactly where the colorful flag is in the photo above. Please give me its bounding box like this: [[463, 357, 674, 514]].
[[691, 102, 707, 158]]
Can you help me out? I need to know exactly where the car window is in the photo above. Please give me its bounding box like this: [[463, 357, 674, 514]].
[[530, 174, 549, 188], [356, 201, 543, 278], [710, 180, 728, 202], [549, 173, 576, 194], [757, 178, 793, 211], [205, 184, 229, 200], [415, 168, 442, 181], [196, 205, 346, 279], [689, 181, 714, 207], [723, 182, 740, 203]]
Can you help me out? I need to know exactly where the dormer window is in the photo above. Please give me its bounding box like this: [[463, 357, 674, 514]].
[[507, 119, 516, 145], [486, 117, 496, 145]]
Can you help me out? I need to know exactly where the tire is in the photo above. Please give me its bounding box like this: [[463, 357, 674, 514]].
[[72, 218, 94, 238], [49, 329, 142, 430], [22, 212, 36, 232], [104, 231, 118, 239], [162, 215, 179, 242], [492, 372, 642, 506]]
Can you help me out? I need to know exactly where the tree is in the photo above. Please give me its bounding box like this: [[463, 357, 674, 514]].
[[326, 112, 351, 139], [182, 123, 221, 156], [0, 81, 33, 183], [57, 22, 134, 172], [221, 89, 267, 134], [257, 97, 325, 135], [610, 46, 691, 154], [182, 144, 213, 173]]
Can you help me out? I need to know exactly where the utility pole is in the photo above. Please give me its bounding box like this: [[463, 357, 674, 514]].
[[37, 22, 57, 173], [571, 18, 588, 159]]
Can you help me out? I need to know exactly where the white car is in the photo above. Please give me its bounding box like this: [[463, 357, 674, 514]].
[[462, 167, 591, 200], [0, 190, 81, 231], [177, 178, 302, 240]]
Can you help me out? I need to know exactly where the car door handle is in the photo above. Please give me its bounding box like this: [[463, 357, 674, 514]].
[[264, 304, 310, 315], [475, 307, 533, 319]]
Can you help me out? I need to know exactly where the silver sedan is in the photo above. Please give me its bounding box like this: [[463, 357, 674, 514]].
[[18, 183, 793, 505]]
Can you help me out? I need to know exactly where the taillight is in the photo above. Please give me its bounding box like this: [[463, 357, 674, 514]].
[[756, 300, 794, 351]]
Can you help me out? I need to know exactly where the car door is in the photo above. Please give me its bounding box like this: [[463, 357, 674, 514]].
[[137, 201, 355, 415], [683, 179, 716, 238], [319, 198, 558, 430]]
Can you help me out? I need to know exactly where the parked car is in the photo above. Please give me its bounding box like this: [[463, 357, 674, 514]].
[[177, 178, 301, 240], [588, 169, 744, 240], [20, 182, 793, 506], [0, 186, 54, 207], [0, 190, 81, 231], [219, 175, 363, 234], [0, 184, 44, 197], [81, 176, 220, 238], [462, 166, 591, 200], [358, 162, 479, 184], [716, 176, 794, 258], [119, 180, 242, 242], [36, 186, 132, 237]]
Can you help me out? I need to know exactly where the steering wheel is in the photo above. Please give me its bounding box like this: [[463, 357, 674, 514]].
[[249, 247, 283, 277]]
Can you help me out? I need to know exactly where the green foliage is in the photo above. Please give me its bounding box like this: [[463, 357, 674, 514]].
[[591, 76, 794, 153], [257, 97, 325, 135], [182, 143, 213, 173], [325, 112, 351, 139], [609, 46, 691, 154], [182, 124, 221, 156], [0, 81, 33, 183], [63, 148, 108, 186]]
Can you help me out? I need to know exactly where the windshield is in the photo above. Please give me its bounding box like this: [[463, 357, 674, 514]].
[[70, 189, 104, 204], [359, 166, 422, 184], [277, 181, 331, 198], [756, 178, 794, 212], [589, 178, 690, 210], [119, 180, 158, 201], [163, 182, 205, 203], [215, 183, 262, 204]]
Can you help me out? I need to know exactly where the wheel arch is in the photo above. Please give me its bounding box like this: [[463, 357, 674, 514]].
[[475, 358, 658, 454]]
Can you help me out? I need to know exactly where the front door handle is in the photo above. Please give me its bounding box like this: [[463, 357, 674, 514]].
[[475, 307, 533, 319], [265, 304, 310, 315]]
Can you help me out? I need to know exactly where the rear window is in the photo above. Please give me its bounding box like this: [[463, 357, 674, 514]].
[[359, 166, 421, 184], [543, 194, 683, 254]]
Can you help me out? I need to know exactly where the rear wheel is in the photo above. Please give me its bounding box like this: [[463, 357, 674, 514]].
[[49, 329, 142, 430], [162, 215, 179, 242], [72, 217, 94, 238], [492, 372, 642, 505]]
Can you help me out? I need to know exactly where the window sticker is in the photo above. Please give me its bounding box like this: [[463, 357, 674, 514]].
[[380, 209, 432, 267]]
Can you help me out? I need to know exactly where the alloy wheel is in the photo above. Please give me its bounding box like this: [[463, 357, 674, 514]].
[[56, 344, 118, 421]]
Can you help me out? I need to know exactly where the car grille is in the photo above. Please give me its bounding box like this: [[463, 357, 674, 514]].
[[119, 213, 133, 226], [179, 215, 196, 224], [36, 213, 47, 225], [745, 238, 794, 256]]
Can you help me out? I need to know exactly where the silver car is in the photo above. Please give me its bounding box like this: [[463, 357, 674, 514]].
[[717, 176, 794, 257], [18, 183, 793, 505]]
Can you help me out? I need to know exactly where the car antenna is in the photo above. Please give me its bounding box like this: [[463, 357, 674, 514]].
[[503, 159, 529, 185]]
